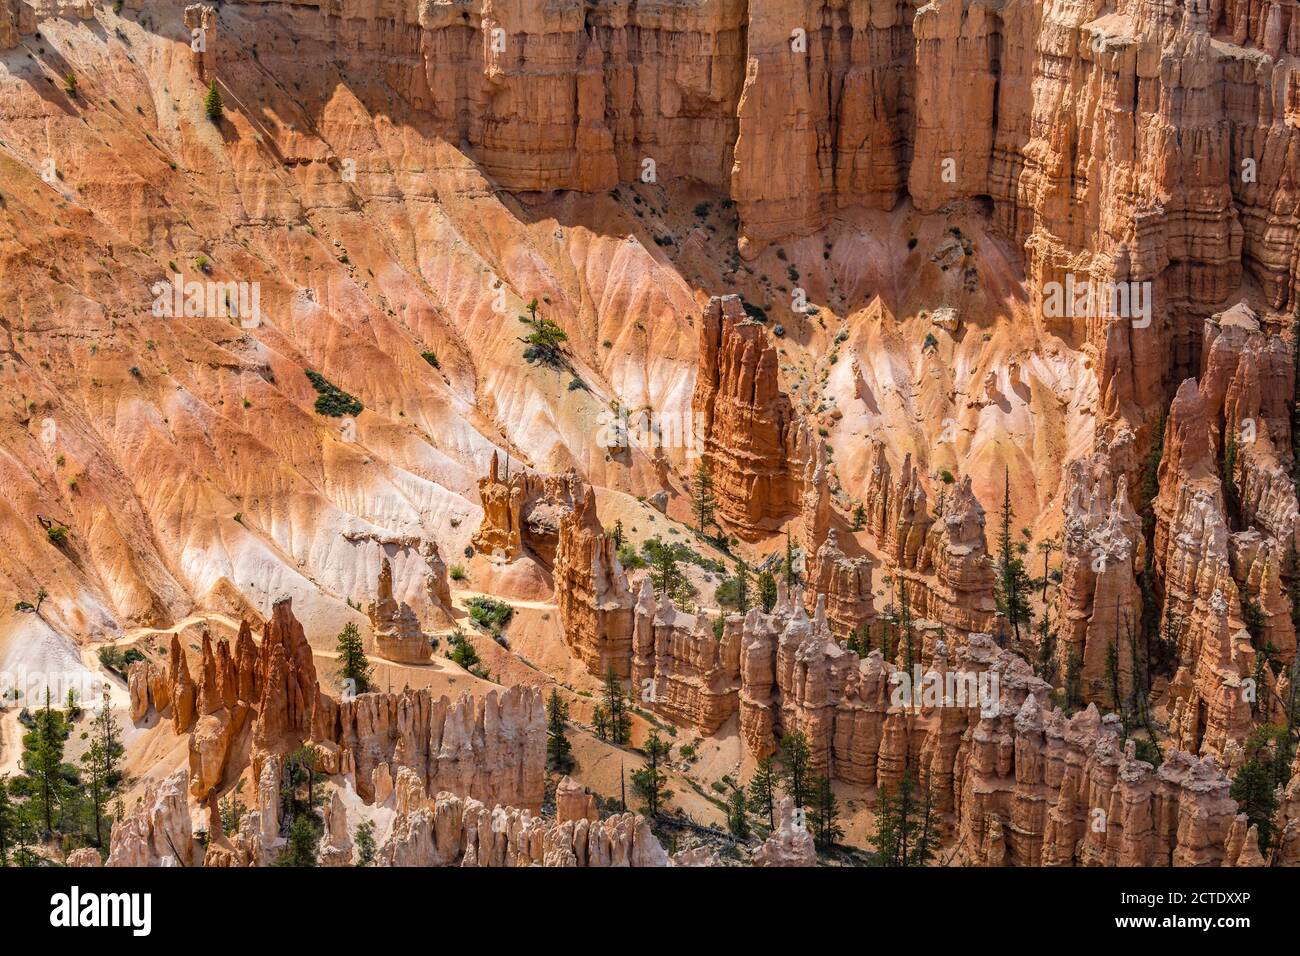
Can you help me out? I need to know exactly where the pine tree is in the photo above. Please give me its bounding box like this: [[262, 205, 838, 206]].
[[546, 688, 574, 773], [24, 687, 65, 834], [335, 622, 373, 695], [733, 558, 751, 612], [1037, 537, 1059, 602], [1223, 432, 1240, 528], [691, 459, 718, 534], [777, 731, 812, 808], [899, 584, 916, 673], [783, 529, 799, 586], [852, 502, 866, 531], [0, 776, 14, 866], [1105, 637, 1124, 724], [601, 667, 630, 745], [809, 775, 843, 850], [591, 704, 610, 742], [610, 519, 625, 550], [748, 755, 778, 830], [727, 788, 749, 840], [869, 770, 937, 867], [79, 688, 121, 850], [1231, 727, 1282, 851], [1035, 614, 1057, 684], [757, 570, 778, 613], [631, 730, 672, 817], [1064, 647, 1083, 712], [647, 537, 687, 608], [1139, 411, 1166, 535], [994, 467, 1033, 642], [354, 820, 376, 867], [204, 79, 223, 123], [275, 814, 321, 867]]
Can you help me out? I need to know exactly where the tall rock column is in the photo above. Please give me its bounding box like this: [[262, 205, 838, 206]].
[[693, 294, 803, 540]]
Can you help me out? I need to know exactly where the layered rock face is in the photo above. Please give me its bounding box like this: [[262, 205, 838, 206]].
[[367, 557, 429, 664], [554, 481, 635, 677], [376, 767, 668, 868], [733, 589, 1275, 865], [1055, 457, 1145, 704], [333, 684, 546, 811], [863, 443, 997, 639], [128, 598, 542, 811], [693, 295, 804, 540], [472, 454, 582, 566], [631, 579, 742, 734], [806, 530, 875, 639], [1151, 379, 1256, 761], [186, 0, 1300, 299]]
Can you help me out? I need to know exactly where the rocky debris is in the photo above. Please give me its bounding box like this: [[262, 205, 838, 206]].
[[106, 769, 195, 867], [554, 480, 634, 678], [367, 557, 428, 664], [631, 579, 741, 734], [66, 848, 101, 866], [751, 798, 816, 867], [693, 295, 804, 540]]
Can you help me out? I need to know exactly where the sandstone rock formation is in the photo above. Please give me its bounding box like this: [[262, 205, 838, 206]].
[[864, 444, 997, 640], [554, 481, 634, 678], [106, 769, 196, 867], [751, 797, 817, 867], [127, 598, 541, 813], [367, 557, 429, 664], [375, 768, 668, 868], [693, 295, 803, 540], [333, 685, 546, 812], [631, 579, 741, 734]]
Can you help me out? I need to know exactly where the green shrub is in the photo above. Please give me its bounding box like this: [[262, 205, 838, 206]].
[[466, 596, 513, 632], [304, 370, 363, 417]]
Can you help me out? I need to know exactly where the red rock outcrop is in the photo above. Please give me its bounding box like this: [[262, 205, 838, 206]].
[[332, 684, 545, 812], [693, 295, 803, 540], [367, 557, 429, 664], [554, 481, 634, 678], [630, 578, 741, 734], [1055, 456, 1145, 704], [806, 530, 875, 639], [473, 454, 584, 567], [864, 443, 997, 640]]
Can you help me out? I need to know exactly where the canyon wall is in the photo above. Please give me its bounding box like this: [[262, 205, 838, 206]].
[[159, 0, 1300, 307]]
